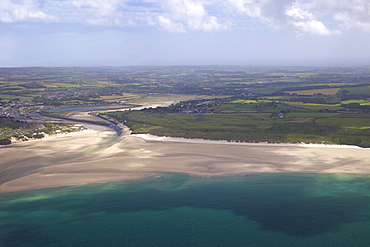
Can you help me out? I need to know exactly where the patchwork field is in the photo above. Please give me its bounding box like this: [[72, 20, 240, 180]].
[[1, 66, 370, 148]]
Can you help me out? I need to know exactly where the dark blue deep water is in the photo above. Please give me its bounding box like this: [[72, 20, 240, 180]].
[[1, 173, 370, 246]]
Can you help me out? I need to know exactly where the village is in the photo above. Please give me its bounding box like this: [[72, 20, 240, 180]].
[[0, 101, 85, 145], [0, 101, 47, 118]]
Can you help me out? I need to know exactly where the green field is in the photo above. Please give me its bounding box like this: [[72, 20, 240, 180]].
[[339, 86, 370, 94], [316, 118, 370, 129], [284, 102, 343, 111], [285, 112, 340, 118], [341, 100, 370, 105]]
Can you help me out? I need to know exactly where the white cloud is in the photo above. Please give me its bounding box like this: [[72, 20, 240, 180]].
[[286, 6, 332, 35], [0, 0, 53, 23], [157, 0, 226, 32], [69, 0, 125, 26], [315, 0, 370, 32], [1, 0, 370, 35], [157, 15, 186, 33], [334, 13, 370, 32], [0, 0, 226, 32], [227, 0, 334, 35], [227, 0, 293, 24]]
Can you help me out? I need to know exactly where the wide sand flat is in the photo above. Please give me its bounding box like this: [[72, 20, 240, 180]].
[[1, 126, 370, 193]]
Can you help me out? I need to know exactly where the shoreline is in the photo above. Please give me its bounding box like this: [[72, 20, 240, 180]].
[[3, 168, 370, 194], [5, 171, 370, 194], [4, 128, 364, 149], [133, 134, 365, 149], [1, 111, 370, 193]]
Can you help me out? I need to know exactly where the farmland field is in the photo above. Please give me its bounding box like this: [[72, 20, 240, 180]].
[[285, 112, 340, 118], [340, 100, 370, 105], [316, 118, 370, 129], [283, 102, 343, 111], [339, 86, 370, 94], [335, 113, 370, 118], [284, 88, 340, 95]]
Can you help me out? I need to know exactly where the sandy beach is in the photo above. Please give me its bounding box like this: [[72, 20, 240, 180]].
[[1, 119, 370, 193]]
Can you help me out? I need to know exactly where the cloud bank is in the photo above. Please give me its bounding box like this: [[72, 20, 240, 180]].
[[1, 0, 370, 35], [0, 0, 53, 23]]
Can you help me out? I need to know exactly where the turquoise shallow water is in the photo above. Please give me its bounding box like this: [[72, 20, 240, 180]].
[[1, 173, 370, 246]]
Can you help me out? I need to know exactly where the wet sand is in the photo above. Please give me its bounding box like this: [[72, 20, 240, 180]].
[[1, 121, 370, 193]]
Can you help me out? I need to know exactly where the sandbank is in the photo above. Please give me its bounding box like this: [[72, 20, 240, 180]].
[[1, 124, 370, 193]]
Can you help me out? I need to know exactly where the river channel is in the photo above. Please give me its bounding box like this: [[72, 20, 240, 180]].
[[26, 104, 135, 136]]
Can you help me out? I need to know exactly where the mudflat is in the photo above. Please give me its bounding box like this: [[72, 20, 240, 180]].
[[1, 125, 370, 193]]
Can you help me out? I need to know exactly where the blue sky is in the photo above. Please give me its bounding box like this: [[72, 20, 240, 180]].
[[1, 0, 370, 67]]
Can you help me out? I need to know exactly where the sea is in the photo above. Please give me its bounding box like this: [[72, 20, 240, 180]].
[[1, 173, 370, 247]]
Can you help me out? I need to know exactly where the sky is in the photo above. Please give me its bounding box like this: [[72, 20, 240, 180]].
[[1, 0, 370, 67]]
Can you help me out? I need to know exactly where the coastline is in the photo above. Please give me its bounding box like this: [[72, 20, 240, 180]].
[[1, 122, 370, 193], [133, 134, 365, 149]]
